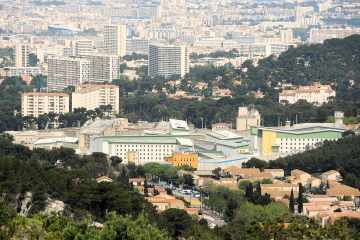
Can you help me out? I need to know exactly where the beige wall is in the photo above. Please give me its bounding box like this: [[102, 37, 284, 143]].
[[22, 93, 69, 118], [72, 85, 120, 113]]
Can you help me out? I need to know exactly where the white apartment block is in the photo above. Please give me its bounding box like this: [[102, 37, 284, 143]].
[[310, 28, 360, 43], [47, 56, 90, 92], [21, 93, 69, 117], [280, 29, 293, 43], [279, 85, 336, 104], [148, 44, 189, 78], [126, 38, 149, 54], [4, 67, 42, 77], [109, 141, 177, 164], [14, 44, 29, 67], [75, 40, 93, 58], [104, 25, 126, 57], [138, 5, 162, 18], [72, 84, 119, 113], [85, 54, 120, 83]]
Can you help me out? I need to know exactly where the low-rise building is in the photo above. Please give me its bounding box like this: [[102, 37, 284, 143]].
[[222, 166, 261, 179], [129, 178, 145, 186], [264, 169, 284, 178], [79, 118, 126, 153], [326, 185, 360, 201], [307, 177, 321, 188], [322, 170, 340, 181], [170, 151, 198, 169], [279, 85, 335, 105]]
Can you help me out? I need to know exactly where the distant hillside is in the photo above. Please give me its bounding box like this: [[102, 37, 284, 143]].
[[245, 34, 360, 91]]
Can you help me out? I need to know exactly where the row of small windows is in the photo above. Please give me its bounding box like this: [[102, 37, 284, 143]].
[[117, 153, 167, 156], [116, 144, 173, 148], [116, 149, 170, 152], [280, 138, 326, 141], [174, 158, 196, 162]]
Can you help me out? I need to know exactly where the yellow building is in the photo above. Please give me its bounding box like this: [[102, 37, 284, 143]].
[[127, 151, 138, 163], [167, 151, 198, 169]]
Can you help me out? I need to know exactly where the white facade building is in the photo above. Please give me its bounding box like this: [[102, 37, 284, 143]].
[[148, 44, 189, 78], [14, 44, 29, 67], [21, 93, 69, 118], [280, 29, 293, 43], [310, 28, 360, 43], [279, 85, 336, 104], [72, 84, 120, 113], [85, 54, 120, 83], [4, 67, 42, 77], [104, 25, 127, 57], [47, 56, 90, 92], [75, 40, 93, 58]]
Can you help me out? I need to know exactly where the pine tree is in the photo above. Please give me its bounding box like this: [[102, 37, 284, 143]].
[[256, 181, 261, 195], [144, 178, 148, 196], [290, 188, 295, 213], [298, 183, 303, 214], [245, 183, 253, 200]]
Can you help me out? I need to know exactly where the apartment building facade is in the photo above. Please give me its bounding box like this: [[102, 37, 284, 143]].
[[14, 44, 29, 67], [72, 84, 119, 113], [21, 93, 69, 117], [310, 28, 360, 43], [104, 25, 126, 57], [148, 44, 189, 77], [75, 40, 93, 57], [47, 56, 90, 92], [85, 54, 120, 83]]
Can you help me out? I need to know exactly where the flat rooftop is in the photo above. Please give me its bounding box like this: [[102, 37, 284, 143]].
[[80, 119, 116, 135]]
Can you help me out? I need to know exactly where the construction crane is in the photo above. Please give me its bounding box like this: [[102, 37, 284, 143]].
[[40, 74, 43, 93]]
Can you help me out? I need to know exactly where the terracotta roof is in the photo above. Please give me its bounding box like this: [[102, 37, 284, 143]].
[[291, 169, 310, 176], [96, 176, 113, 182], [129, 178, 145, 182], [184, 208, 198, 211], [23, 93, 68, 96], [264, 169, 284, 172], [326, 185, 360, 197], [322, 170, 339, 176], [252, 172, 273, 179], [76, 84, 118, 88]]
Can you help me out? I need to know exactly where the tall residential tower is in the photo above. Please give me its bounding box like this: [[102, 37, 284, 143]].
[[148, 44, 189, 78], [104, 25, 126, 57]]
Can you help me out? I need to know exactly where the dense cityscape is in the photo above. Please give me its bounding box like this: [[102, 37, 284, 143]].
[[1, 0, 360, 239]]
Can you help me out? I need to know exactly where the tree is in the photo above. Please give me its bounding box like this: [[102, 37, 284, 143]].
[[290, 188, 295, 213], [184, 174, 194, 187], [245, 183, 253, 200], [212, 167, 222, 180], [298, 183, 303, 214], [256, 181, 261, 195], [161, 209, 193, 238], [110, 156, 122, 167], [238, 180, 251, 191], [144, 178, 148, 196], [224, 198, 238, 223]]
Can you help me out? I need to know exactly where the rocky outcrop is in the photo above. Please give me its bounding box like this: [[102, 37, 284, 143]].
[[18, 193, 65, 217], [19, 192, 32, 217], [41, 198, 65, 214]]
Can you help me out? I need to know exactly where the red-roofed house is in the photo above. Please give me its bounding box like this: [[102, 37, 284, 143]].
[[96, 176, 113, 183], [129, 178, 145, 186]]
